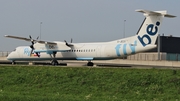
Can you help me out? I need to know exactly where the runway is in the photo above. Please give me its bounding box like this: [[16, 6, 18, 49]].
[[1, 56, 180, 68]]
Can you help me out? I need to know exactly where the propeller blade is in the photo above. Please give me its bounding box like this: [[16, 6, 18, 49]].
[[36, 36, 39, 40], [64, 40, 73, 46], [32, 41, 34, 44], [30, 45, 34, 49], [64, 40, 68, 46], [29, 35, 32, 39], [35, 52, 40, 57], [30, 48, 34, 56], [29, 35, 35, 44]]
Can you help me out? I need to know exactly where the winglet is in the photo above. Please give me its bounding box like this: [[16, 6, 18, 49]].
[[136, 9, 176, 18]]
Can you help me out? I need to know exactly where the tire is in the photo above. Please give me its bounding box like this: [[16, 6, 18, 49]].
[[87, 62, 94, 66]]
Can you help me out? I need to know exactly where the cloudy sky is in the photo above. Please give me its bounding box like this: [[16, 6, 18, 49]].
[[0, 0, 179, 51]]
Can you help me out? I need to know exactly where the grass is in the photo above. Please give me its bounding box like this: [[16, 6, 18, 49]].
[[0, 65, 180, 101]]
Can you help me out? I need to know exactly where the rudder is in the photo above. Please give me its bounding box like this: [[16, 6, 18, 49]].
[[136, 9, 176, 47]]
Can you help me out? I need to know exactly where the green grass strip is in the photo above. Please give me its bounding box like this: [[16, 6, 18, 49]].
[[0, 65, 180, 101]]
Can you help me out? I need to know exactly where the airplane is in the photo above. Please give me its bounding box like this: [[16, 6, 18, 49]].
[[5, 9, 176, 66]]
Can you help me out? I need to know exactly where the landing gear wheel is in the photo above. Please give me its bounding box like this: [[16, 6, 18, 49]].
[[87, 62, 94, 66], [51, 60, 59, 66], [12, 61, 16, 65]]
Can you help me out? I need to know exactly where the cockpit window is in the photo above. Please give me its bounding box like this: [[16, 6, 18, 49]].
[[13, 49, 16, 51]]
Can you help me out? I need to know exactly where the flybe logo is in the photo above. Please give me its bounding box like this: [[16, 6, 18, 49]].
[[24, 48, 31, 56], [115, 40, 137, 56], [137, 21, 160, 47], [24, 48, 40, 57]]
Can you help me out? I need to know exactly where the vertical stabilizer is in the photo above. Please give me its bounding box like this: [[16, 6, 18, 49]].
[[136, 9, 176, 47]]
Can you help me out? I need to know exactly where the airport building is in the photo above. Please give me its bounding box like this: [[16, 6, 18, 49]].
[[127, 35, 180, 61]]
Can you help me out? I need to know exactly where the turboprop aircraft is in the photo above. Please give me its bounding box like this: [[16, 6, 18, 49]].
[[5, 9, 176, 66]]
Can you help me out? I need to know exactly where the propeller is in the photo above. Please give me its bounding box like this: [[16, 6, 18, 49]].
[[29, 35, 40, 57], [64, 38, 73, 46], [64, 40, 69, 46]]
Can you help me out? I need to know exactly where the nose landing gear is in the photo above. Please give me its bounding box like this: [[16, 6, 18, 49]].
[[12, 60, 16, 65]]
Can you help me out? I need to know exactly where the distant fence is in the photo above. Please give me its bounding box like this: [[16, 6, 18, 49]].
[[127, 52, 167, 61], [127, 52, 180, 61], [0, 52, 10, 57]]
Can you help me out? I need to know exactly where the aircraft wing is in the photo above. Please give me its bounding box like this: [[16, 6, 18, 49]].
[[5, 35, 57, 45], [5, 35, 31, 41]]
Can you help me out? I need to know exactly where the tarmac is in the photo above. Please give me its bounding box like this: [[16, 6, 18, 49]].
[[1, 56, 180, 68]]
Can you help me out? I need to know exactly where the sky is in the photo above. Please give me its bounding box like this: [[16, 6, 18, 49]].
[[0, 0, 179, 51]]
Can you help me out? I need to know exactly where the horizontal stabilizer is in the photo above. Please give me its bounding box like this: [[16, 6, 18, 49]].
[[136, 9, 176, 18]]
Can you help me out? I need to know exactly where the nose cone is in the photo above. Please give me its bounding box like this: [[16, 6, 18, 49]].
[[7, 52, 14, 60]]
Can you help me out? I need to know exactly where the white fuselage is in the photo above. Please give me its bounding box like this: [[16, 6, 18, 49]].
[[7, 36, 156, 61]]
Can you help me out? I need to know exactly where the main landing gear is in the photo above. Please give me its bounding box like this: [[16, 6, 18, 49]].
[[87, 61, 94, 66], [50, 51, 59, 66]]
